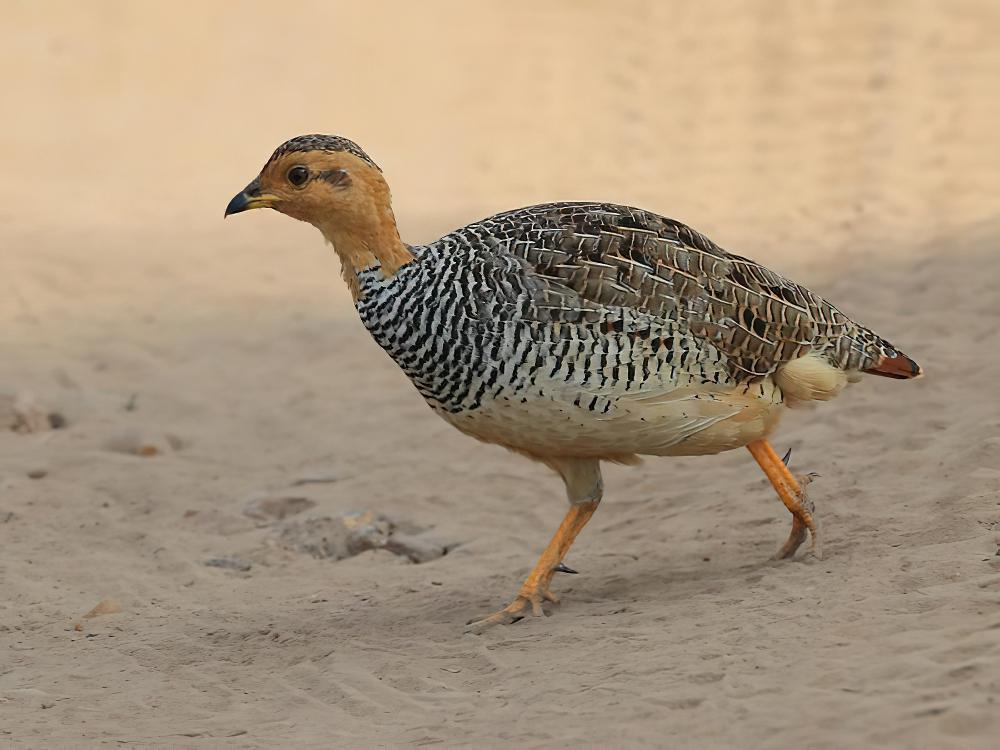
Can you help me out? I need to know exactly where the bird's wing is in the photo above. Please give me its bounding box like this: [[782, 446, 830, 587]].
[[464, 202, 906, 384]]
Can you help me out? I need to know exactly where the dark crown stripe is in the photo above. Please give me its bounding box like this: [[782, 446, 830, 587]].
[[268, 134, 381, 172]]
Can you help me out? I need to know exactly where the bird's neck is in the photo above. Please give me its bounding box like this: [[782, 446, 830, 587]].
[[317, 206, 414, 300]]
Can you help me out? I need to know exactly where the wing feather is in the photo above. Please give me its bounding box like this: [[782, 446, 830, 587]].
[[467, 202, 911, 384]]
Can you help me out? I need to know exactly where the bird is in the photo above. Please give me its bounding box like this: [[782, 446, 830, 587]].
[[225, 134, 922, 632]]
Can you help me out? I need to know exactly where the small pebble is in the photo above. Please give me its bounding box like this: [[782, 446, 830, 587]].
[[27, 469, 47, 480], [2, 393, 52, 433], [290, 474, 338, 486], [384, 532, 452, 563], [205, 556, 252, 572], [105, 429, 171, 457]]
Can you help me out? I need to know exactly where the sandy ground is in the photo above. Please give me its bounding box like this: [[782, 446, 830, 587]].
[[2, 1, 1000, 747]]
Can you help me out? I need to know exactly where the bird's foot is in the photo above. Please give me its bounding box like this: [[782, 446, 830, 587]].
[[464, 581, 561, 634], [773, 472, 822, 560], [463, 497, 597, 634]]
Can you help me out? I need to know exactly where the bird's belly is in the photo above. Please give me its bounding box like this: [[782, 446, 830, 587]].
[[437, 381, 784, 460]]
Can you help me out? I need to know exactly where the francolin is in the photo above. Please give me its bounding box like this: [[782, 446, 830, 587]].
[[226, 135, 921, 631]]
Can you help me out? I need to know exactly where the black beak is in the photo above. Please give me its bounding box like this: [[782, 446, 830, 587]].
[[224, 190, 252, 217], [224, 179, 270, 217]]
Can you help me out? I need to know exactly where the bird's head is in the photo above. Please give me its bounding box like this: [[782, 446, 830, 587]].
[[225, 134, 413, 296]]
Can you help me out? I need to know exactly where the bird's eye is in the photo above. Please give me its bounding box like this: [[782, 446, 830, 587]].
[[287, 166, 310, 187]]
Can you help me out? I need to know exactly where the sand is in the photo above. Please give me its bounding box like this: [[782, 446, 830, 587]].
[[2, 2, 999, 747]]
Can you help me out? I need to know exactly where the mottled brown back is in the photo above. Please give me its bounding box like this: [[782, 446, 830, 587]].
[[484, 203, 910, 381]]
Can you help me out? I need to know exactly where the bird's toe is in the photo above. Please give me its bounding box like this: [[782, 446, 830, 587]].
[[772, 518, 809, 560], [464, 588, 561, 634]]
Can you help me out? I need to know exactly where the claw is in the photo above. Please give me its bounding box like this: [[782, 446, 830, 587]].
[[554, 562, 578, 575], [464, 587, 560, 633], [781, 447, 792, 467]]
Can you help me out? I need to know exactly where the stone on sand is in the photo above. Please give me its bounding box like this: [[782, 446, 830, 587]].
[[104, 428, 180, 457], [272, 511, 453, 564], [1, 392, 60, 434], [204, 556, 253, 572]]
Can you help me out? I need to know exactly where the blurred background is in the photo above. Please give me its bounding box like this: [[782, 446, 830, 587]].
[[2, 2, 999, 747], [3, 0, 998, 327]]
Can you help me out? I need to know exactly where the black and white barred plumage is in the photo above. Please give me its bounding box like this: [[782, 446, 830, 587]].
[[358, 204, 905, 404]]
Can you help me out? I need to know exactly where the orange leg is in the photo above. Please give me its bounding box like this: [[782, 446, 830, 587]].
[[747, 440, 821, 559], [465, 500, 599, 633]]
